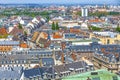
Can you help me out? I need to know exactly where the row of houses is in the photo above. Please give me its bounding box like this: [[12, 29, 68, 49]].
[[0, 41, 120, 72], [0, 61, 94, 80]]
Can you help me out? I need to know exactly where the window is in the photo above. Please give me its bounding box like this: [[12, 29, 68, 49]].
[[107, 39, 110, 44], [5, 61, 7, 64], [22, 60, 24, 63], [16, 60, 18, 64]]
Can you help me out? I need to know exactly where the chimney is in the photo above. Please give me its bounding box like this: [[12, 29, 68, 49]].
[[61, 53, 65, 63]]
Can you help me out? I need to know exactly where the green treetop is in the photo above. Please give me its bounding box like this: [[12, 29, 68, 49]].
[[52, 22, 55, 30], [56, 22, 59, 30], [116, 26, 120, 32], [24, 31, 27, 35], [90, 26, 101, 31], [18, 23, 23, 29]]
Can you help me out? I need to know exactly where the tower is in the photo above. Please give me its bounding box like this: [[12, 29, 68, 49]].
[[81, 8, 88, 17]]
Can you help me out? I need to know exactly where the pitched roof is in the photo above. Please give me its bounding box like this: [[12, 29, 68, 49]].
[[42, 58, 54, 67], [0, 46, 12, 52], [39, 32, 48, 39], [53, 32, 63, 39], [0, 66, 23, 79], [20, 43, 28, 48], [54, 61, 85, 74], [88, 18, 105, 23], [28, 49, 53, 55], [24, 68, 41, 78], [0, 27, 8, 35], [9, 26, 23, 35], [39, 38, 48, 44], [0, 41, 19, 46], [31, 32, 39, 42], [23, 61, 87, 79], [70, 28, 80, 33]]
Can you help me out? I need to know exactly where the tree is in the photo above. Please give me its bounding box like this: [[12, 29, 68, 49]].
[[88, 26, 92, 31], [18, 23, 22, 29], [76, 11, 81, 16], [91, 26, 101, 31], [31, 14, 35, 17], [52, 22, 55, 30], [56, 22, 59, 30], [46, 16, 50, 22], [116, 26, 120, 32], [24, 31, 27, 35]]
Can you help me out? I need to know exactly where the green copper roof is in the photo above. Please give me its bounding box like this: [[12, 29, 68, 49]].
[[62, 69, 120, 80]]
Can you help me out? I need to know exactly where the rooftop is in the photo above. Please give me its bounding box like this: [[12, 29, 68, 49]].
[[0, 66, 23, 79], [0, 41, 19, 46], [93, 31, 118, 38], [62, 69, 120, 80]]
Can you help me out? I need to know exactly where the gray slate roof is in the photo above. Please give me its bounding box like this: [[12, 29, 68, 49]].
[[0, 66, 23, 79]]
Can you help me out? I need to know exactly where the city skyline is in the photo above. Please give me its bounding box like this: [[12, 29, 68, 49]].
[[0, 0, 120, 4], [0, 0, 120, 79]]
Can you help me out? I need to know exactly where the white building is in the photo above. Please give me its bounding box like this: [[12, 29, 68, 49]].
[[81, 8, 88, 17], [81, 23, 88, 30]]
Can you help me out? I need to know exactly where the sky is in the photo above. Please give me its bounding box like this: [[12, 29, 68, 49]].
[[0, 0, 120, 4]]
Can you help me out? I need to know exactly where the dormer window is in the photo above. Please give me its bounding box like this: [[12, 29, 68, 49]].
[[96, 48, 98, 51]]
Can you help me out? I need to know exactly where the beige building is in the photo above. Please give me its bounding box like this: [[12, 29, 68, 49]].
[[93, 52, 119, 73], [60, 20, 79, 28], [49, 19, 80, 28], [90, 32, 120, 44]]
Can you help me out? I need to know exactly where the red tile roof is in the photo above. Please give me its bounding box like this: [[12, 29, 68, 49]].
[[0, 27, 8, 35], [20, 43, 28, 48], [53, 32, 63, 39], [70, 28, 80, 33], [0, 46, 12, 52], [89, 18, 105, 23]]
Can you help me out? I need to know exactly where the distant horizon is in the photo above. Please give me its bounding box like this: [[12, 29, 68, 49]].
[[0, 3, 119, 5], [0, 0, 119, 5], [0, 3, 119, 6]]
